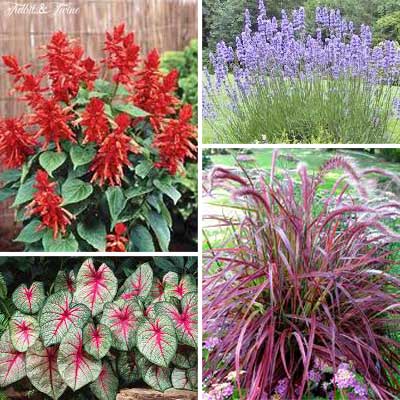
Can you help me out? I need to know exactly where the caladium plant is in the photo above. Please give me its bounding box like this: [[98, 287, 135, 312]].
[[0, 24, 197, 253], [0, 258, 198, 399]]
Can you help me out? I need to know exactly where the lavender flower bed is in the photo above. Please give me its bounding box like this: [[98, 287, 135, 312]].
[[203, 1, 400, 144]]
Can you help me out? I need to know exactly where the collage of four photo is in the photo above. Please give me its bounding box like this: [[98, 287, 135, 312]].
[[0, 0, 399, 399]]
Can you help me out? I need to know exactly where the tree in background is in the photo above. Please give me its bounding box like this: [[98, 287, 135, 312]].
[[203, 0, 400, 55]]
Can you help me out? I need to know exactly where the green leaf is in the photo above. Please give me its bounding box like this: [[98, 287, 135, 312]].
[[73, 87, 89, 106], [70, 145, 96, 169], [106, 187, 127, 226], [0, 273, 7, 299], [0, 187, 16, 202], [125, 186, 153, 200], [14, 220, 44, 243], [77, 221, 106, 251], [0, 169, 21, 184], [42, 231, 79, 252], [88, 91, 109, 100], [61, 178, 93, 205], [113, 103, 148, 117], [129, 225, 155, 252], [135, 160, 153, 179], [154, 179, 181, 205], [146, 210, 170, 252], [94, 79, 114, 96], [39, 151, 67, 176], [116, 85, 130, 96], [12, 177, 35, 206]]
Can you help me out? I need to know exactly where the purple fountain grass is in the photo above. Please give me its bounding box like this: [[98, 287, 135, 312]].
[[203, 151, 400, 400]]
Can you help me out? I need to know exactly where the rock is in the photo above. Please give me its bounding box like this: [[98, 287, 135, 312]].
[[117, 388, 197, 400]]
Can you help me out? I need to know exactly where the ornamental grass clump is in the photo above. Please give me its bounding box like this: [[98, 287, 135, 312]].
[[203, 1, 400, 144], [0, 24, 197, 252], [0, 259, 198, 399], [203, 151, 400, 399]]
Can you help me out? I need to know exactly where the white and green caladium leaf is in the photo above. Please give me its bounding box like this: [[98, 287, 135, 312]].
[[119, 263, 153, 301], [26, 340, 67, 400], [100, 299, 142, 351], [89, 361, 119, 400], [136, 315, 177, 367], [117, 351, 140, 385], [136, 353, 172, 392], [9, 312, 39, 352], [0, 331, 26, 387], [54, 270, 75, 293], [57, 328, 101, 391], [12, 282, 45, 314], [172, 346, 197, 369], [187, 367, 197, 389], [83, 323, 112, 360], [39, 291, 90, 346], [154, 292, 198, 348], [74, 259, 118, 316], [171, 368, 193, 390], [164, 273, 196, 300]]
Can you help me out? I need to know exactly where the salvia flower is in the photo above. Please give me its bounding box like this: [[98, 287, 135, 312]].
[[42, 31, 99, 102], [90, 113, 138, 186], [25, 170, 73, 238], [0, 117, 36, 168], [30, 98, 76, 152], [131, 48, 179, 132], [204, 337, 221, 351], [80, 98, 110, 144], [103, 23, 140, 84], [106, 223, 128, 252], [153, 104, 197, 175]]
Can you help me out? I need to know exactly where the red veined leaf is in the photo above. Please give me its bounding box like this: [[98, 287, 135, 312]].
[[57, 327, 101, 391], [171, 368, 193, 390], [136, 315, 177, 367], [100, 299, 142, 351], [155, 292, 198, 348], [54, 270, 75, 293], [39, 291, 90, 346], [136, 353, 172, 392], [119, 263, 153, 300], [164, 274, 196, 300], [0, 331, 26, 387], [12, 282, 45, 314], [9, 311, 39, 352], [172, 346, 197, 369], [83, 322, 112, 360], [74, 259, 117, 316], [89, 361, 119, 400], [117, 351, 140, 385], [150, 272, 178, 301], [26, 340, 67, 400]]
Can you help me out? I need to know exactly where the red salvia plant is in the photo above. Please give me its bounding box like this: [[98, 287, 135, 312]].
[[0, 23, 197, 252], [203, 151, 400, 400]]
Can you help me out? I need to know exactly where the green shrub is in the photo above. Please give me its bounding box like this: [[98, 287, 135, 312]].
[[162, 39, 198, 120], [374, 11, 400, 44]]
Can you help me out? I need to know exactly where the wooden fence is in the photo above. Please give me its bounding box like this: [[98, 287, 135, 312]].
[[0, 0, 198, 247]]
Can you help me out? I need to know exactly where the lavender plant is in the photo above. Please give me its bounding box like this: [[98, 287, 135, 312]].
[[203, 151, 400, 399], [203, 1, 400, 144]]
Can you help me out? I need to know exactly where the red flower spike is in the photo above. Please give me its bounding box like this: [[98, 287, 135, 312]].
[[26, 171, 74, 239], [130, 49, 179, 132], [90, 113, 138, 186], [153, 104, 197, 175], [81, 98, 110, 144], [106, 223, 128, 252], [43, 31, 99, 102], [0, 117, 37, 168], [103, 24, 140, 84], [2, 55, 44, 106], [30, 98, 76, 152]]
